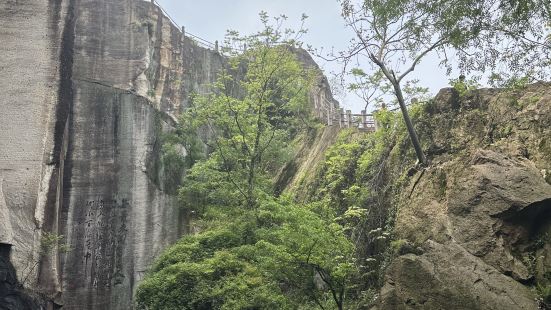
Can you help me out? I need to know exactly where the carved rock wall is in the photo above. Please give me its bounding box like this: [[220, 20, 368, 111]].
[[0, 0, 226, 309]]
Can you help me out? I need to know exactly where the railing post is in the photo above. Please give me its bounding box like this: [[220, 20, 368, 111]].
[[339, 108, 344, 128], [346, 110, 352, 128], [314, 95, 319, 119], [361, 110, 367, 130]]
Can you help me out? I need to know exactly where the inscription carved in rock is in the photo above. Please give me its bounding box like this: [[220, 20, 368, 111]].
[[81, 198, 129, 288]]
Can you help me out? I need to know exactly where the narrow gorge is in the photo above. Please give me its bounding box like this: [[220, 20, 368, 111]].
[[0, 1, 550, 309]]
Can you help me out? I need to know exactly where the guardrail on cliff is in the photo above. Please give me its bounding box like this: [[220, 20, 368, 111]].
[[313, 94, 377, 132], [150, 0, 243, 53]]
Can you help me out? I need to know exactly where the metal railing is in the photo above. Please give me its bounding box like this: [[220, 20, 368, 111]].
[[150, 0, 243, 52]]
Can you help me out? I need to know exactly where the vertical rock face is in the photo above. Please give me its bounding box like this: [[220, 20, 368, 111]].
[[0, 0, 70, 301], [59, 1, 227, 309], [1, 0, 226, 308]]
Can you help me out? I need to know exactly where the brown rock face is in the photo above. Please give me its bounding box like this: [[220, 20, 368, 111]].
[[377, 85, 551, 309], [380, 241, 536, 310]]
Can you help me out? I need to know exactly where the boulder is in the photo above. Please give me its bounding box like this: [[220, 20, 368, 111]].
[[378, 241, 538, 310]]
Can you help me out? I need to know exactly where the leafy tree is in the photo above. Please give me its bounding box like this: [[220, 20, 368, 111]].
[[348, 68, 429, 111], [337, 0, 549, 165], [136, 198, 357, 310], [337, 0, 474, 165], [137, 13, 361, 310], [179, 11, 314, 210]]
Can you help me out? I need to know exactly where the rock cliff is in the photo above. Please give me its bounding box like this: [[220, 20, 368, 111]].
[[1, 0, 226, 308], [286, 83, 551, 309]]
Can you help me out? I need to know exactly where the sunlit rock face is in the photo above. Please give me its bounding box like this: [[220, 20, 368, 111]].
[[0, 0, 225, 308]]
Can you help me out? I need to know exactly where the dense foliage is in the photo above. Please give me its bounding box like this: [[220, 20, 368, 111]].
[[136, 14, 360, 310], [136, 198, 356, 310], [300, 106, 426, 294]]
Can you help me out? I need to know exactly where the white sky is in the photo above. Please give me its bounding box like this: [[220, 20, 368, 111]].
[[154, 0, 452, 112]]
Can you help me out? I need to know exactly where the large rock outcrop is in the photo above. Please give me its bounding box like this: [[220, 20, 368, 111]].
[[376, 84, 551, 309]]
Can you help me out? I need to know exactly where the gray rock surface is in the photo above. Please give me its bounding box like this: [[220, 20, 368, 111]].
[[1, 0, 226, 309], [0, 0, 71, 305], [382, 149, 549, 309], [379, 241, 537, 310]]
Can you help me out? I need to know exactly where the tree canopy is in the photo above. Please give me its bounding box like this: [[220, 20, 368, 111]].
[[136, 13, 361, 310]]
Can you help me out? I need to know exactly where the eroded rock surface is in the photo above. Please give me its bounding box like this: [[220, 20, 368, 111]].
[[376, 85, 551, 309], [380, 241, 536, 310]]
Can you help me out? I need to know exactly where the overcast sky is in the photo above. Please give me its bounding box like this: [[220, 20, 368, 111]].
[[154, 0, 451, 112]]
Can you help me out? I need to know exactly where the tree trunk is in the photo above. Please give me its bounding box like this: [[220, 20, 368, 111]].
[[391, 81, 427, 166]]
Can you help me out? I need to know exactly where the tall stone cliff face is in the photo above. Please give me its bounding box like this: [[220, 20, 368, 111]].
[[0, 0, 72, 307], [0, 0, 226, 308]]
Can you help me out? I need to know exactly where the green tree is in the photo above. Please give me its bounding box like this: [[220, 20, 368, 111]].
[[449, 0, 551, 84], [338, 0, 473, 165], [137, 13, 360, 310], [136, 198, 357, 310], [338, 0, 549, 165], [348, 68, 429, 111], [180, 11, 313, 210]]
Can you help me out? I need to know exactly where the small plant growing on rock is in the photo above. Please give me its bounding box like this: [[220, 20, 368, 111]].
[[536, 283, 551, 309], [20, 232, 70, 287], [449, 76, 478, 98]]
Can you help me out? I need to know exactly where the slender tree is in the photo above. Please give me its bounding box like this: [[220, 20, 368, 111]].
[[336, 0, 550, 165], [339, 0, 459, 165]]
